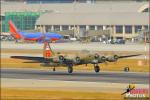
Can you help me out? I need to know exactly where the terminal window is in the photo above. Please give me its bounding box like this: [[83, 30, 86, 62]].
[[62, 25, 69, 30], [116, 25, 123, 34], [144, 25, 149, 30], [135, 25, 142, 33], [97, 25, 103, 30], [125, 25, 132, 34], [54, 25, 60, 31], [79, 25, 86, 30], [45, 25, 52, 32], [89, 25, 95, 30]]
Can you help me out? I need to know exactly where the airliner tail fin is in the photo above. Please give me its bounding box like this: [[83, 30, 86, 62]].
[[8, 20, 22, 39]]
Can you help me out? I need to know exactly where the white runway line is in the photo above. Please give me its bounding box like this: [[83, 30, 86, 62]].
[[1, 78, 149, 93]]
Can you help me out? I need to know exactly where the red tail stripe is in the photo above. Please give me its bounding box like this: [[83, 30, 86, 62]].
[[43, 42, 53, 58], [9, 20, 21, 39]]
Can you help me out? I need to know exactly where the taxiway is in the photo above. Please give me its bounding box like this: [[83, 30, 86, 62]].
[[1, 68, 149, 84]]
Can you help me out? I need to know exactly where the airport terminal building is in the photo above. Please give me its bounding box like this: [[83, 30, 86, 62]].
[[1, 0, 149, 40]]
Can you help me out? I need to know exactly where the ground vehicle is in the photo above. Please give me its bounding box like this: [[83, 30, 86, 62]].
[[0, 33, 15, 41], [115, 39, 125, 44], [109, 39, 125, 44]]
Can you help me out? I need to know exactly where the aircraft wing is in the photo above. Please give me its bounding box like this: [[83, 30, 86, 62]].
[[10, 54, 142, 74], [71, 54, 142, 65], [118, 54, 142, 59], [11, 56, 45, 62], [11, 54, 141, 65], [102, 54, 141, 62]]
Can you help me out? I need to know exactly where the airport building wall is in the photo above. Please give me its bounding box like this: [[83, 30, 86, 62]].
[[35, 24, 149, 40], [35, 13, 149, 40], [1, 0, 149, 40]]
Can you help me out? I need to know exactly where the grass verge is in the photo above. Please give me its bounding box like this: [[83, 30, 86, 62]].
[[1, 88, 124, 100]]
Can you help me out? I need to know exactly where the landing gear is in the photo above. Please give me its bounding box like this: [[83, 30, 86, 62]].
[[124, 67, 129, 72], [53, 67, 56, 72], [67, 64, 73, 73], [94, 65, 100, 73]]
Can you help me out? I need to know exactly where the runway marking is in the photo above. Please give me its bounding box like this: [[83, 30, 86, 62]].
[[1, 78, 149, 93], [1, 68, 149, 84], [1, 68, 149, 74]]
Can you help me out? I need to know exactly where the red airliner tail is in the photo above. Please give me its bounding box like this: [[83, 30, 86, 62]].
[[8, 20, 22, 39]]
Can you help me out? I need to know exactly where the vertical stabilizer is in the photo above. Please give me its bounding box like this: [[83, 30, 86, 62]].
[[43, 42, 54, 58], [8, 20, 22, 39]]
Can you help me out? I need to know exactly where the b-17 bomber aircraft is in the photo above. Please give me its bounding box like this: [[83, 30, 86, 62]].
[[11, 42, 141, 73]]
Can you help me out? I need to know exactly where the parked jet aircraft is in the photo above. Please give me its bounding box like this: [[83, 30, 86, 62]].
[[11, 41, 141, 73], [8, 20, 63, 42]]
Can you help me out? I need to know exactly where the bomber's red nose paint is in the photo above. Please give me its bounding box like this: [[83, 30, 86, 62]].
[[43, 42, 53, 58], [8, 20, 22, 39]]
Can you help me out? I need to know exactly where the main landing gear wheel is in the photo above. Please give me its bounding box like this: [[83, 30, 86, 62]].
[[124, 67, 129, 72], [68, 65, 73, 73], [53, 67, 56, 72], [94, 65, 100, 73]]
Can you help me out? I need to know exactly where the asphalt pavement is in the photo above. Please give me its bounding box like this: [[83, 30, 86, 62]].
[[1, 42, 149, 52], [1, 68, 149, 84]]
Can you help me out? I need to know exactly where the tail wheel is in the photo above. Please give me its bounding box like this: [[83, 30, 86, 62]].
[[94, 65, 100, 73]]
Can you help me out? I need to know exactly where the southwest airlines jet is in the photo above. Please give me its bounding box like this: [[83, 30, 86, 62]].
[[8, 20, 63, 42]]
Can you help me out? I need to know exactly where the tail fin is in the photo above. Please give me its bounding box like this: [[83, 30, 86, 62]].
[[8, 20, 22, 39], [43, 42, 54, 58]]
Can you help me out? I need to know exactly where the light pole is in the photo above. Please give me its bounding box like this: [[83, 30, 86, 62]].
[[143, 31, 149, 65], [138, 28, 148, 65], [73, 0, 77, 38]]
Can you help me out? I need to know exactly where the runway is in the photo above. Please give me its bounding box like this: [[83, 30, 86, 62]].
[[1, 68, 149, 84]]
